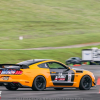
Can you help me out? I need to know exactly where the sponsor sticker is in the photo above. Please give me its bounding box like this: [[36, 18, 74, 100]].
[[1, 69, 16, 74], [54, 73, 65, 81], [68, 73, 72, 82]]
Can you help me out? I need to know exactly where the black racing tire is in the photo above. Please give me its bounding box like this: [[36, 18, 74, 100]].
[[32, 76, 46, 91], [79, 75, 92, 90], [54, 88, 63, 90], [5, 83, 18, 90]]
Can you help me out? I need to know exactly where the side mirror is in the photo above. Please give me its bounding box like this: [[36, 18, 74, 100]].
[[67, 67, 70, 70]]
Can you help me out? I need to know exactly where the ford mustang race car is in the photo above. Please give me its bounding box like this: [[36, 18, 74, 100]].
[[0, 59, 95, 91]]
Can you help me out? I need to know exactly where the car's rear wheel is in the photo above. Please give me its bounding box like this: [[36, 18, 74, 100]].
[[79, 75, 92, 90], [5, 83, 18, 90], [54, 88, 63, 90], [32, 76, 46, 91]]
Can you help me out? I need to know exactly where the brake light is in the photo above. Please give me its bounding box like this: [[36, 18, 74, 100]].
[[14, 70, 23, 75], [0, 70, 2, 74]]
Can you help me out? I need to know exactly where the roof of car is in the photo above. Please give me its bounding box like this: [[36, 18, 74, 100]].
[[18, 59, 51, 65]]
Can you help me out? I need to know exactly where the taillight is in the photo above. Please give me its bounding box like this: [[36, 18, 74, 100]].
[[0, 70, 2, 74], [14, 70, 23, 75]]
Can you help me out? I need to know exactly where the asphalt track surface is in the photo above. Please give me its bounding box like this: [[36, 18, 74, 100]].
[[0, 65, 100, 100]]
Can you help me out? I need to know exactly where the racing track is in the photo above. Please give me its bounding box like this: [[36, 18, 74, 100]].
[[0, 65, 100, 100]]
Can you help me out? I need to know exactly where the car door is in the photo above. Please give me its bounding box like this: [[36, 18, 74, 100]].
[[46, 62, 75, 86]]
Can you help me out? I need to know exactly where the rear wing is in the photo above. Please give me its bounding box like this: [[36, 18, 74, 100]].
[[0, 64, 29, 69]]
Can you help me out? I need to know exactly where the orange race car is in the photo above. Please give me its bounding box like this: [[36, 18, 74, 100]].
[[0, 59, 95, 91]]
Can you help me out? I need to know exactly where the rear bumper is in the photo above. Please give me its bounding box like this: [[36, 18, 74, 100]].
[[0, 75, 33, 87], [0, 82, 31, 88]]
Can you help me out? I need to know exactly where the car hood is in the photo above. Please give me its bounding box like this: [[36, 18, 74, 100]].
[[72, 68, 86, 73], [71, 68, 94, 77]]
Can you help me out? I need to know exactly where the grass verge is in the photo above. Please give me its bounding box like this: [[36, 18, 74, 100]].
[[0, 0, 100, 48], [1, 45, 100, 64]]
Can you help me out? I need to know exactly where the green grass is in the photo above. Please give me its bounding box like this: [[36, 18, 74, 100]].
[[1, 33, 100, 49], [1, 45, 100, 64], [0, 0, 100, 49]]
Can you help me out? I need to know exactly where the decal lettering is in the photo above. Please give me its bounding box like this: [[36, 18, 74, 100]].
[[1, 69, 16, 74]]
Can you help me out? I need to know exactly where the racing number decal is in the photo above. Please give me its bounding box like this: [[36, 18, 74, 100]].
[[68, 72, 72, 82]]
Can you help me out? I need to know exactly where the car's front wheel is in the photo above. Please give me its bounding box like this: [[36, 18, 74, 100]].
[[32, 76, 46, 91], [5, 83, 18, 90], [79, 75, 92, 90]]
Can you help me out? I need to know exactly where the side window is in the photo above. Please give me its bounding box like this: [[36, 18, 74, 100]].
[[72, 58, 76, 60], [47, 62, 66, 69], [75, 58, 78, 60], [38, 63, 49, 68]]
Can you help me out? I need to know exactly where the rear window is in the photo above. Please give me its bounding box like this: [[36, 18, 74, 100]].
[[18, 60, 34, 65]]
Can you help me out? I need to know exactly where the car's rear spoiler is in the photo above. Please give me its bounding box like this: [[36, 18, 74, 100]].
[[0, 64, 29, 69]]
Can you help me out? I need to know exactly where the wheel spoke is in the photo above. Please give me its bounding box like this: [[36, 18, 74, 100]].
[[86, 77, 90, 82], [39, 78, 44, 82], [83, 77, 91, 88], [36, 77, 45, 89]]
